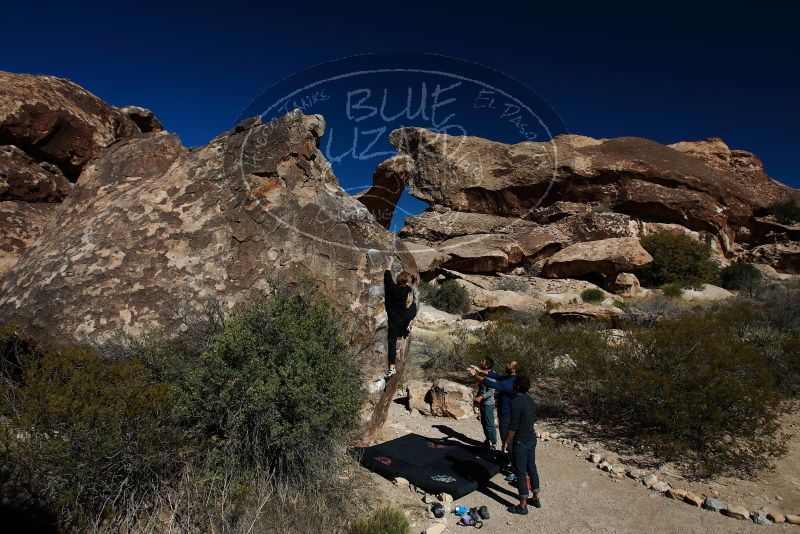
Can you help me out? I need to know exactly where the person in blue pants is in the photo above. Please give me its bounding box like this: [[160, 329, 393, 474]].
[[473, 357, 497, 449], [470, 360, 518, 462], [504, 375, 542, 514]]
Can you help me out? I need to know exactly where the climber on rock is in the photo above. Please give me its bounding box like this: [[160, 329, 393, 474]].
[[383, 260, 418, 379]]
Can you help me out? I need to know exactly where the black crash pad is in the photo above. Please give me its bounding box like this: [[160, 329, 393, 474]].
[[351, 433, 502, 499]]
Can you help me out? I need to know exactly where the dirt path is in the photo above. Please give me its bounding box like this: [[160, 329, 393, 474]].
[[367, 399, 796, 534]]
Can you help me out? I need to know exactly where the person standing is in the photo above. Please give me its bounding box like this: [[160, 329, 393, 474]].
[[470, 360, 518, 459], [504, 376, 541, 515], [383, 265, 418, 379], [473, 357, 497, 449]]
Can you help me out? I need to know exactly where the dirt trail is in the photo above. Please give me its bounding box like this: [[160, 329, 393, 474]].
[[367, 399, 796, 534]]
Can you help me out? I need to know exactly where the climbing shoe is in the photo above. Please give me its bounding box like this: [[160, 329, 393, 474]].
[[385, 368, 397, 379]]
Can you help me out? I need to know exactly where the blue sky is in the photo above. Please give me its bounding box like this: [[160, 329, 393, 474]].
[[4, 1, 798, 230]]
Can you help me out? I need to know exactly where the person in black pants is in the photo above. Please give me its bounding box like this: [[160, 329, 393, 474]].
[[504, 376, 541, 515], [383, 267, 417, 378]]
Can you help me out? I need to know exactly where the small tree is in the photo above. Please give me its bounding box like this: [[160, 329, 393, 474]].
[[637, 232, 720, 290], [720, 262, 762, 296], [421, 280, 471, 315]]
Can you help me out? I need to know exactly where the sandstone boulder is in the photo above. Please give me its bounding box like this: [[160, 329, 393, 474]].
[[118, 105, 163, 134], [0, 71, 143, 181], [401, 238, 449, 275], [387, 128, 799, 245], [356, 154, 413, 229], [429, 379, 474, 419], [0, 109, 417, 445], [542, 237, 652, 280], [0, 72, 162, 279], [407, 380, 433, 415], [610, 272, 643, 297], [548, 303, 623, 323], [0, 144, 71, 202]]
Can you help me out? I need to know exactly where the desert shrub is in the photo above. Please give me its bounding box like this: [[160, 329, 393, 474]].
[[580, 288, 605, 303], [420, 327, 473, 375], [1, 286, 367, 531], [496, 276, 529, 293], [420, 280, 471, 315], [2, 345, 179, 528], [623, 295, 689, 327], [351, 506, 409, 534], [720, 262, 762, 295], [661, 283, 684, 299], [768, 200, 800, 225], [637, 232, 720, 290], [561, 306, 787, 476], [157, 289, 364, 475]]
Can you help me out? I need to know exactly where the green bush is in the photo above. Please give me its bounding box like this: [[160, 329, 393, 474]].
[[720, 262, 762, 295], [1, 286, 367, 531], [661, 283, 684, 299], [2, 344, 179, 527], [562, 305, 786, 476], [768, 200, 800, 225], [580, 288, 605, 303], [637, 232, 720, 290], [159, 289, 364, 474], [420, 280, 471, 315], [351, 506, 409, 534]]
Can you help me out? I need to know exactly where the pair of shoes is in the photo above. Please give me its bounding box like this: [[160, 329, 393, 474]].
[[505, 473, 517, 483], [530, 498, 542, 509], [385, 368, 396, 378], [507, 504, 528, 515]]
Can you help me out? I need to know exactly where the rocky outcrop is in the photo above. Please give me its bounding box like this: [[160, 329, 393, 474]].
[[541, 237, 653, 280], [356, 154, 413, 229], [388, 128, 799, 245], [0, 107, 418, 445], [0, 71, 144, 181], [361, 126, 799, 316], [0, 71, 163, 278], [0, 144, 71, 202]]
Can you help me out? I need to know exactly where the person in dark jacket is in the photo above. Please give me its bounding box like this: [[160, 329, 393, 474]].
[[504, 376, 541, 515], [383, 267, 418, 378], [470, 360, 518, 458]]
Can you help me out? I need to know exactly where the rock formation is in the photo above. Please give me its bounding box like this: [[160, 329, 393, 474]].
[[0, 72, 417, 445], [356, 126, 800, 316], [0, 71, 161, 276]]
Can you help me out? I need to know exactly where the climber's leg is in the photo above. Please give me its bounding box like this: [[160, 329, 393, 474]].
[[386, 329, 397, 378]]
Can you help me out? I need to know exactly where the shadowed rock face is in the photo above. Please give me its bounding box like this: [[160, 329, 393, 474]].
[[0, 108, 417, 445]]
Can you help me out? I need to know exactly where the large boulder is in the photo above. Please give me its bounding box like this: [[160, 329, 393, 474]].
[[541, 237, 653, 280], [388, 128, 799, 245], [429, 379, 474, 420], [0, 71, 161, 278], [0, 71, 143, 181], [0, 109, 417, 445], [0, 144, 71, 202]]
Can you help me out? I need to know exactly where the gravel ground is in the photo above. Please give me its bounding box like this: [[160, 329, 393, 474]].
[[369, 398, 796, 534]]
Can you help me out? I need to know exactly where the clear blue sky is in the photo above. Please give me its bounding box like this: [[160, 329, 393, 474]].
[[4, 1, 798, 229]]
